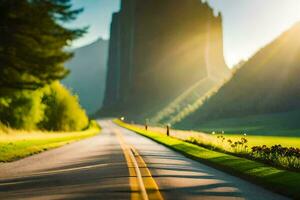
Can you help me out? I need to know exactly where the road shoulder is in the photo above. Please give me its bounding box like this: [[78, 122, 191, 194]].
[[115, 119, 299, 199]]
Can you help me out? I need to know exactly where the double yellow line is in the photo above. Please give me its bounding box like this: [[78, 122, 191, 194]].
[[115, 130, 164, 200]]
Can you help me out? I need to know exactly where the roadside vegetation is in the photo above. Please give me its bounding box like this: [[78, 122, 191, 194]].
[[0, 82, 89, 131], [0, 0, 89, 132], [186, 135, 300, 171], [0, 120, 100, 162], [115, 119, 300, 199], [137, 121, 300, 171], [0, 0, 99, 161]]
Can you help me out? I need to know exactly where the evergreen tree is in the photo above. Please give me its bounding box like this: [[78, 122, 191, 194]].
[[0, 0, 86, 90]]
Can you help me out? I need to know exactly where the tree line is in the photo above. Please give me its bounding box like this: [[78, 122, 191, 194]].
[[0, 0, 89, 131]]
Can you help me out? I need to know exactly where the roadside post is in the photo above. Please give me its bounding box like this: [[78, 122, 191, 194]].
[[166, 125, 170, 136], [145, 118, 149, 131]]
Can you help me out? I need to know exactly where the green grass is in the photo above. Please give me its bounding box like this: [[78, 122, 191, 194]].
[[132, 123, 300, 170], [135, 125, 300, 149], [0, 121, 100, 162], [216, 134, 300, 148], [115, 120, 300, 199], [182, 110, 300, 136]]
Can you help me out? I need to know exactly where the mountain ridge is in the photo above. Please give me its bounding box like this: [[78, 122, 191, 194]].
[[175, 22, 300, 131], [63, 38, 109, 114]]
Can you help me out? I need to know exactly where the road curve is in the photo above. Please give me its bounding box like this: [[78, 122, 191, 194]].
[[0, 120, 288, 200]]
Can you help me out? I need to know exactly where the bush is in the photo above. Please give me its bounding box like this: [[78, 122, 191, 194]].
[[40, 82, 89, 131], [252, 145, 300, 170], [184, 133, 300, 171], [0, 82, 89, 131], [0, 88, 45, 129]]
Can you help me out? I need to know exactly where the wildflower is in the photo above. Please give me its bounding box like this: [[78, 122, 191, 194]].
[[241, 137, 248, 144]]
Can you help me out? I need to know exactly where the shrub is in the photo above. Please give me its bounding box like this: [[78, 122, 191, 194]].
[[0, 82, 89, 131], [184, 133, 299, 171], [40, 82, 89, 131], [0, 88, 45, 129], [252, 145, 300, 170]]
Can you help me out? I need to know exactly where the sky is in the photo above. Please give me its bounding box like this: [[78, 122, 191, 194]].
[[69, 0, 300, 68], [69, 0, 120, 46]]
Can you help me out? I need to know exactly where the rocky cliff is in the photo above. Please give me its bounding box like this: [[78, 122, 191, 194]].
[[101, 0, 230, 120]]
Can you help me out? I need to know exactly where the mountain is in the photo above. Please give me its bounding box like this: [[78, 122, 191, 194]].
[[63, 39, 109, 114], [149, 78, 219, 125], [100, 0, 230, 122], [176, 22, 300, 134]]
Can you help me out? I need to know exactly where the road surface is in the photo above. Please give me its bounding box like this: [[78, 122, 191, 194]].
[[0, 120, 288, 200]]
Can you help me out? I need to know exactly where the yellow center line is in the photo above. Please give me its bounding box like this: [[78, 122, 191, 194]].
[[115, 129, 164, 200], [115, 129, 140, 200], [131, 146, 164, 200]]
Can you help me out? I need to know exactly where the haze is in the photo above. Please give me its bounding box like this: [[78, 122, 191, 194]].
[[70, 0, 300, 67]]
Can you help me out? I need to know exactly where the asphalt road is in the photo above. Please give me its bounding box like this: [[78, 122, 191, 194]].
[[0, 120, 288, 200]]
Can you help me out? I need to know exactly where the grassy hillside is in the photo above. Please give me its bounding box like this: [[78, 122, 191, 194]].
[[150, 78, 217, 125], [176, 22, 300, 134]]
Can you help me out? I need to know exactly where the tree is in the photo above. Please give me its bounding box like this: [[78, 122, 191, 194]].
[[0, 0, 86, 90]]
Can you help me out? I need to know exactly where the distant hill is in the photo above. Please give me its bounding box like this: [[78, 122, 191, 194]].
[[176, 22, 300, 135], [63, 39, 109, 114], [100, 0, 230, 122]]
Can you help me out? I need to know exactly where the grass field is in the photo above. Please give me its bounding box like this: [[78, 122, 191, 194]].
[[115, 120, 300, 199], [0, 121, 100, 162], [134, 122, 300, 170], [178, 110, 300, 137], [216, 134, 300, 148], [134, 124, 300, 149]]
